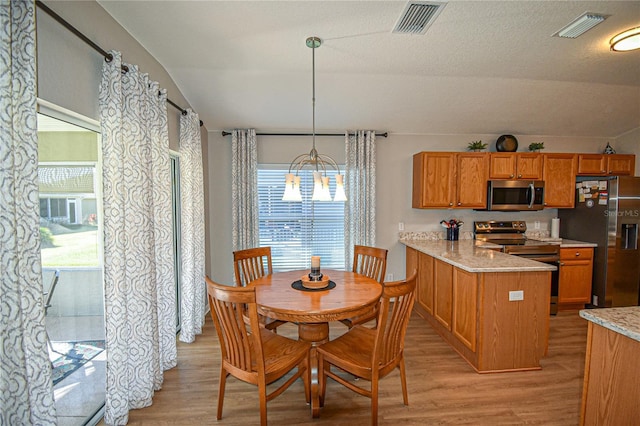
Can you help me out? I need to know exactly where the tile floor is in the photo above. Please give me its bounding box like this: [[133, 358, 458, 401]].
[[47, 315, 106, 426]]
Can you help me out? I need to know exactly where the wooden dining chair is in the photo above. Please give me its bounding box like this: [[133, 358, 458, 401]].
[[206, 277, 311, 426], [233, 246, 287, 331], [340, 245, 388, 328], [317, 271, 417, 426]]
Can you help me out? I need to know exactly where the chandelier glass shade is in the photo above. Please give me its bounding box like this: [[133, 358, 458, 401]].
[[282, 36, 346, 202]]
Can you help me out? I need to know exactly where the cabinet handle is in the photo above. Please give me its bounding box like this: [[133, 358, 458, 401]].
[[510, 174, 514, 178], [457, 202, 461, 206], [575, 252, 580, 257], [518, 174, 522, 178], [449, 202, 453, 206], [560, 262, 565, 266]]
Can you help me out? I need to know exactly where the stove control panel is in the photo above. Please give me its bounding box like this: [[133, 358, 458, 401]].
[[474, 220, 527, 234]]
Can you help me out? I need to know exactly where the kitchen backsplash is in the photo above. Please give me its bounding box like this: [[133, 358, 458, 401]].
[[399, 230, 551, 241]]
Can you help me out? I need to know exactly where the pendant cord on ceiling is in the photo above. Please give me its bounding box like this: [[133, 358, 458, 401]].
[[35, 0, 203, 127], [221, 131, 388, 138]]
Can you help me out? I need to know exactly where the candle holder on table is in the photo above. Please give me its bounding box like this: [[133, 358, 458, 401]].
[[302, 256, 330, 289]]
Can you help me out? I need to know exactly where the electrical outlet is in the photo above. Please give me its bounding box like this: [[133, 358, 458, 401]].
[[534, 221, 541, 229], [386, 273, 394, 282], [593, 295, 599, 306], [398, 222, 405, 231], [509, 290, 524, 301]]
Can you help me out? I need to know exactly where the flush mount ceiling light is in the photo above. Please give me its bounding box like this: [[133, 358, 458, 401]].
[[553, 12, 608, 38], [282, 37, 346, 202], [610, 27, 640, 51]]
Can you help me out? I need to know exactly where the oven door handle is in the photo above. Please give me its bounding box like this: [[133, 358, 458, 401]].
[[527, 182, 535, 209]]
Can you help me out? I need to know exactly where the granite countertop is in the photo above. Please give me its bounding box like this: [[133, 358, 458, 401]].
[[529, 237, 598, 248], [401, 239, 557, 273], [580, 307, 640, 343]]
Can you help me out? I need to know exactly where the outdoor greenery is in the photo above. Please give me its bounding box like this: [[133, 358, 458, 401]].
[[40, 227, 54, 248], [40, 225, 99, 267]]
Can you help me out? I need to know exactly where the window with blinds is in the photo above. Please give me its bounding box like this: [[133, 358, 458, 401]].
[[258, 167, 345, 272]]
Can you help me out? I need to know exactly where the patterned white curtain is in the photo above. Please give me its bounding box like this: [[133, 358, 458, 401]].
[[179, 110, 205, 343], [0, 2, 57, 424], [344, 130, 377, 270], [99, 51, 177, 425], [231, 129, 259, 251]]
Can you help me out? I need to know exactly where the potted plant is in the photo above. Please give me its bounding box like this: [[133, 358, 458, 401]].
[[467, 140, 487, 152], [528, 142, 545, 152]]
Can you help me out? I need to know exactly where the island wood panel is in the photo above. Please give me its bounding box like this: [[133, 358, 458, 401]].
[[479, 271, 551, 372], [452, 267, 477, 352], [417, 251, 435, 315], [581, 322, 640, 425], [433, 258, 453, 330]]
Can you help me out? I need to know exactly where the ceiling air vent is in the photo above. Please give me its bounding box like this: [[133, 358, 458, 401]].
[[393, 1, 447, 35], [553, 12, 608, 39]]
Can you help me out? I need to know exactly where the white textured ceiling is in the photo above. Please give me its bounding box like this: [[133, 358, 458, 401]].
[[97, 0, 640, 138]]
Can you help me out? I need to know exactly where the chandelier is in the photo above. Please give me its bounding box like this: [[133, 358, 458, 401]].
[[282, 36, 346, 202]]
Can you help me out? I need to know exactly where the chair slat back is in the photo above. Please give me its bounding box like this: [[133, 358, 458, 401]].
[[206, 278, 264, 375], [233, 247, 273, 287], [353, 245, 388, 284], [373, 271, 417, 368]]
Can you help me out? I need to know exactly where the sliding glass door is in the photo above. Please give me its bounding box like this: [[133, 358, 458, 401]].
[[38, 111, 105, 426]]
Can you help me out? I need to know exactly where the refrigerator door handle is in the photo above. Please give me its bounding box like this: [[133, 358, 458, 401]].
[[622, 223, 638, 250]]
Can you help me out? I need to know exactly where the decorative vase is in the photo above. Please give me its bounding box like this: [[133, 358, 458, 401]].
[[604, 143, 616, 154]]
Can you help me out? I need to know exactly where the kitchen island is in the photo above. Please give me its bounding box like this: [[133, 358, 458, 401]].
[[579, 307, 640, 425], [403, 239, 556, 373]]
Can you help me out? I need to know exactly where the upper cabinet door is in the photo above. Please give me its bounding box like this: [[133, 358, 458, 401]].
[[489, 153, 517, 179], [516, 154, 543, 179], [412, 152, 456, 208], [456, 153, 489, 208], [577, 154, 607, 175], [490, 153, 542, 180], [606, 155, 635, 176], [543, 153, 577, 209]]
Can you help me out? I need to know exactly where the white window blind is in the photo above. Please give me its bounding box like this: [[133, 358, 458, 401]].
[[258, 167, 345, 272]]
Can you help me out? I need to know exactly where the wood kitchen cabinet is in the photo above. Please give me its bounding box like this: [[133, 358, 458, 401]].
[[490, 153, 543, 180], [412, 152, 488, 209], [543, 153, 577, 208], [452, 267, 477, 352], [405, 245, 550, 372], [577, 154, 635, 176], [434, 258, 453, 330], [558, 247, 593, 308]]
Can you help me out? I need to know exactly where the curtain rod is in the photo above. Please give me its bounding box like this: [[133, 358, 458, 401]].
[[221, 131, 388, 138], [35, 0, 203, 127]]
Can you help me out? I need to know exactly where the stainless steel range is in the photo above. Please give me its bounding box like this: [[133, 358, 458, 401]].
[[474, 220, 560, 314]]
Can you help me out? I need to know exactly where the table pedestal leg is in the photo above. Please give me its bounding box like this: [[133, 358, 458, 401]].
[[298, 323, 329, 418]]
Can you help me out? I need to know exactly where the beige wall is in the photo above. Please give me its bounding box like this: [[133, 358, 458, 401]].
[[36, 1, 211, 274], [616, 127, 640, 175], [207, 130, 634, 285]]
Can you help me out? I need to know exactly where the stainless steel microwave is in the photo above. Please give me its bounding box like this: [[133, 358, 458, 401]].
[[487, 180, 545, 211]]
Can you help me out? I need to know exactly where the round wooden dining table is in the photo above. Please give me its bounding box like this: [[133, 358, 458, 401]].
[[250, 269, 383, 418]]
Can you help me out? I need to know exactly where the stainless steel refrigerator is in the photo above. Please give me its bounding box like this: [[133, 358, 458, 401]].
[[558, 176, 640, 308]]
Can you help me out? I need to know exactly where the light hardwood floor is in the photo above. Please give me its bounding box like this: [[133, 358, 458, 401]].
[[111, 310, 588, 425]]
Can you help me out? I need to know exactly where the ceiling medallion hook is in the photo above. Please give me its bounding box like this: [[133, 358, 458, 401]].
[[282, 36, 346, 202]]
